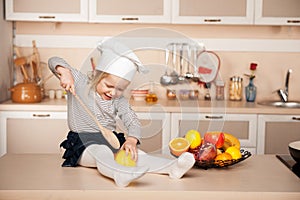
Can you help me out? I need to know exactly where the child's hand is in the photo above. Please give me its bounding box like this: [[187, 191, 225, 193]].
[[121, 136, 138, 161], [56, 66, 76, 95]]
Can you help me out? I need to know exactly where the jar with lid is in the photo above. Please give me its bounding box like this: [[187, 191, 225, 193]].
[[229, 76, 243, 101], [215, 80, 225, 100]]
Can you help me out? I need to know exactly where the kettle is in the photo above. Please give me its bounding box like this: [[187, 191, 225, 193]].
[[9, 82, 42, 103]]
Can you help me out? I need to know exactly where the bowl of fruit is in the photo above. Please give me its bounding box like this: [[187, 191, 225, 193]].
[[169, 130, 251, 169]]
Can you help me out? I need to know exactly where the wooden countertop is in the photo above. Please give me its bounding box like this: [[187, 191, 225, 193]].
[[0, 154, 299, 200], [1, 98, 300, 114]]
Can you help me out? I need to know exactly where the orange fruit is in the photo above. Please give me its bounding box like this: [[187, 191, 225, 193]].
[[169, 137, 190, 157], [225, 146, 242, 159], [214, 152, 232, 161], [217, 149, 223, 155], [115, 150, 136, 167], [185, 130, 202, 149]]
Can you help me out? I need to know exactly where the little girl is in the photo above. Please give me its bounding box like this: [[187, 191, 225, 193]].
[[48, 40, 195, 187]]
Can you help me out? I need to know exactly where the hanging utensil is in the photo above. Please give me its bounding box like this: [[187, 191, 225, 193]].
[[169, 43, 179, 84], [185, 45, 193, 79], [196, 50, 220, 83], [177, 43, 189, 84], [178, 44, 185, 81], [160, 47, 172, 85], [191, 46, 201, 82]]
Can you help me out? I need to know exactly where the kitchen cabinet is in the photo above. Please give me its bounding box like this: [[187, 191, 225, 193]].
[[0, 110, 171, 156], [171, 113, 257, 154], [172, 0, 255, 25], [5, 0, 88, 22], [254, 0, 300, 26], [257, 114, 300, 154], [136, 112, 171, 154], [89, 0, 171, 23], [0, 111, 68, 156]]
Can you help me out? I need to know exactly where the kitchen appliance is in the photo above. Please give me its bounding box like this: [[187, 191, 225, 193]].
[[276, 154, 300, 178]]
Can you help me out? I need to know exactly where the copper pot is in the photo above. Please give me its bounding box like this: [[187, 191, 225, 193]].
[[10, 82, 42, 103]]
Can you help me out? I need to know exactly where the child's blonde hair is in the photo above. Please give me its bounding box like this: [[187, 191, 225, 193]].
[[89, 70, 109, 90]]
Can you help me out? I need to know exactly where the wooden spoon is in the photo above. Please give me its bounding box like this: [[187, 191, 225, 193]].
[[73, 94, 120, 149], [14, 57, 30, 82]]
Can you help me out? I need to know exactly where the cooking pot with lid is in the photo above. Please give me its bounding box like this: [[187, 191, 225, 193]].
[[9, 82, 42, 103]]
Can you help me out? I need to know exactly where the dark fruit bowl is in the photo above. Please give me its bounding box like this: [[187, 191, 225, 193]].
[[190, 149, 251, 169], [289, 141, 300, 163]]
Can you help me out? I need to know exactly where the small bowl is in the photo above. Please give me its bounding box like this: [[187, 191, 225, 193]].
[[289, 141, 300, 163], [132, 94, 147, 101], [131, 89, 149, 94], [131, 89, 149, 101]]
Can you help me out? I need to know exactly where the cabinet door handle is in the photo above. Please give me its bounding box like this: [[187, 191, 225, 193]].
[[287, 20, 300, 24], [292, 117, 300, 121], [204, 19, 221, 23], [39, 16, 56, 19], [122, 17, 139, 21], [205, 115, 223, 119], [33, 114, 51, 118]]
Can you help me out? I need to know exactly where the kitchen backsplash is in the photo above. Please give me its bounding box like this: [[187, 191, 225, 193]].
[[14, 22, 300, 102]]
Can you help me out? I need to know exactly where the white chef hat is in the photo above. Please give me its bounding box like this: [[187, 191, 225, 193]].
[[96, 39, 148, 81]]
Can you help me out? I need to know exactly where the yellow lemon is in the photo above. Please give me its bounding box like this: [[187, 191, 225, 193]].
[[185, 130, 201, 149], [115, 150, 136, 167], [169, 137, 190, 157], [225, 146, 242, 160]]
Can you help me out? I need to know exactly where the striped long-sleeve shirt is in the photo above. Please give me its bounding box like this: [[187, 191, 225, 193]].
[[48, 57, 141, 140]]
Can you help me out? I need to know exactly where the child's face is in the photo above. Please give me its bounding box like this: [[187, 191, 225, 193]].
[[96, 74, 130, 100]]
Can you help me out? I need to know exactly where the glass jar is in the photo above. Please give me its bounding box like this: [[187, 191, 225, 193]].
[[166, 89, 176, 100], [145, 81, 158, 103], [229, 76, 243, 101], [179, 89, 190, 100], [189, 90, 199, 100], [215, 80, 225, 100]]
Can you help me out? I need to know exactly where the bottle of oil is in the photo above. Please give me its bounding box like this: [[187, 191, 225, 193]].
[[145, 81, 158, 103]]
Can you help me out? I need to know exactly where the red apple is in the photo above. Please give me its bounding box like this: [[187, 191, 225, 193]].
[[204, 132, 225, 149], [197, 142, 217, 161]]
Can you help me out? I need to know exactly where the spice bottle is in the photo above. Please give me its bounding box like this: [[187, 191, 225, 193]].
[[229, 76, 243, 101], [215, 80, 225, 100]]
